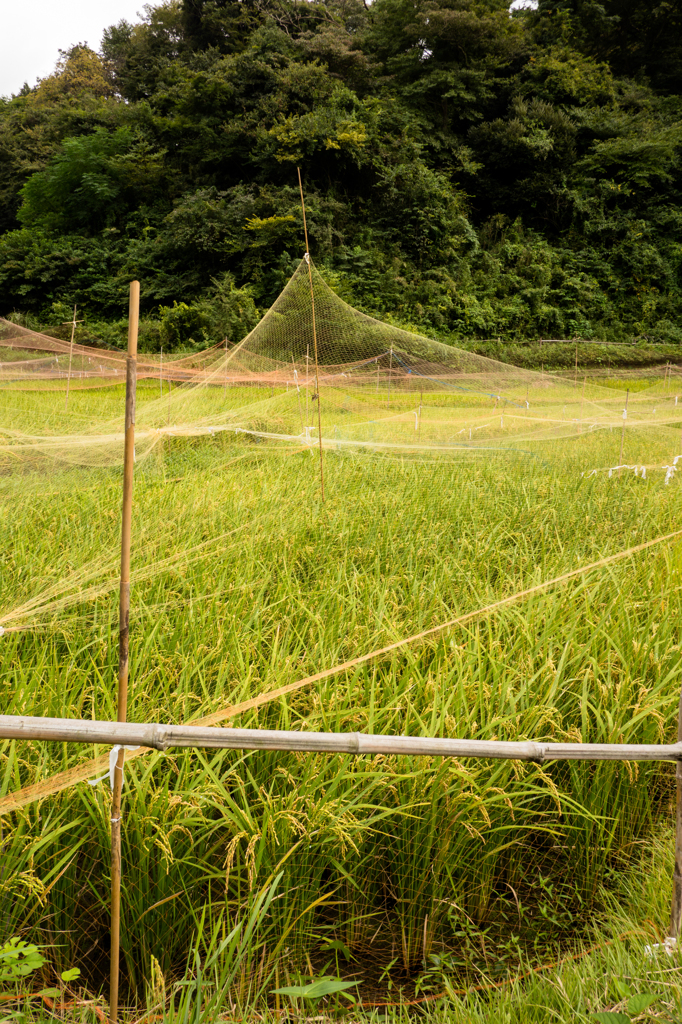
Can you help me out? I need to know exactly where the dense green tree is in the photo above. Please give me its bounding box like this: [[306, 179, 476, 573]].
[[0, 0, 681, 348]]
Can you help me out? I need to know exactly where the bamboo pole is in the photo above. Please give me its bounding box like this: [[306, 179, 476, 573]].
[[110, 281, 139, 1024], [2, 715, 682, 764], [292, 353, 303, 434], [297, 167, 324, 501], [671, 688, 682, 938], [224, 337, 228, 394], [159, 346, 163, 400], [580, 375, 586, 432], [387, 348, 393, 409], [619, 388, 630, 464], [64, 305, 83, 412], [574, 340, 578, 390]]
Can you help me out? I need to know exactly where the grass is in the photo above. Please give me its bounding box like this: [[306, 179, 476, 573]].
[[1, 378, 682, 1022]]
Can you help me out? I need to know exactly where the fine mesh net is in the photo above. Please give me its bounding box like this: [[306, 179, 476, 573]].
[[2, 256, 681, 475], [2, 256, 682, 1010]]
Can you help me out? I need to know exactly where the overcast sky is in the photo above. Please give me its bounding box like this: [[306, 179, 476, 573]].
[[1, 0, 539, 100], [1, 0, 145, 98]]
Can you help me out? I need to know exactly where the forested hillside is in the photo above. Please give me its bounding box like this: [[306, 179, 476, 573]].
[[1, 0, 681, 354]]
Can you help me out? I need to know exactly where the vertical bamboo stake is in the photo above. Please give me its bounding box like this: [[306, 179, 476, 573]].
[[670, 690, 682, 939], [418, 383, 423, 438], [64, 305, 83, 412], [292, 353, 303, 434], [110, 281, 139, 1024], [306, 346, 310, 427], [298, 168, 324, 500], [580, 375, 586, 433], [224, 338, 228, 395], [387, 348, 393, 409], [619, 388, 629, 465], [574, 341, 578, 390], [159, 346, 163, 400]]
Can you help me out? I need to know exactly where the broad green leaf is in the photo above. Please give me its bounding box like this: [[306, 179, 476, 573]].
[[626, 993, 657, 1014], [304, 978, 359, 998], [321, 939, 352, 960], [272, 976, 360, 1000], [592, 1013, 631, 1024]]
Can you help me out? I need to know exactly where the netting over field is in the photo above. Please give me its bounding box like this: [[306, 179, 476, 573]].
[[2, 257, 681, 477], [3, 258, 682, 1010]]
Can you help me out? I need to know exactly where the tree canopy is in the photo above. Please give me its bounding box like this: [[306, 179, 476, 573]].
[[1, 0, 681, 349]]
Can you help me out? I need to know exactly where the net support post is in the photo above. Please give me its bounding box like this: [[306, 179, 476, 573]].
[[110, 280, 139, 1024], [671, 688, 682, 939], [297, 167, 324, 501]]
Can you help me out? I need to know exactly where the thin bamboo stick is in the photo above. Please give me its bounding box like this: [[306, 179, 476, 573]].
[[1, 715, 682, 764], [64, 305, 83, 412], [580, 375, 586, 430], [159, 346, 163, 399], [224, 337, 228, 394], [297, 167, 324, 501], [619, 388, 630, 464], [387, 348, 393, 409], [109, 281, 139, 1024], [292, 353, 303, 434], [671, 686, 682, 937], [574, 341, 578, 389]]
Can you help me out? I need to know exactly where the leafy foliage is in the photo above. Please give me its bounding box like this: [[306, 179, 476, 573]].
[[0, 0, 681, 350]]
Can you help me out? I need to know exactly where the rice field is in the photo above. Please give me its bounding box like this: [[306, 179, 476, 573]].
[[2, 378, 682, 1022]]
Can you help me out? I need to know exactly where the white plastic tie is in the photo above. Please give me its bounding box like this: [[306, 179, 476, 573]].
[[645, 936, 677, 958], [303, 253, 310, 264], [623, 408, 627, 419], [88, 745, 138, 791], [0, 626, 4, 637]]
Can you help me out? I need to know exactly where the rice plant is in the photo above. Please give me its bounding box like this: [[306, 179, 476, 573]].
[[1, 380, 682, 1016]]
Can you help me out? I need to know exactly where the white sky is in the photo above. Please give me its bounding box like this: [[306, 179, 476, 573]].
[[1, 0, 146, 98], [1, 0, 539, 100]]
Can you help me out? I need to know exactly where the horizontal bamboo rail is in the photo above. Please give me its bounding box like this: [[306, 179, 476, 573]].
[[1, 716, 681, 763]]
